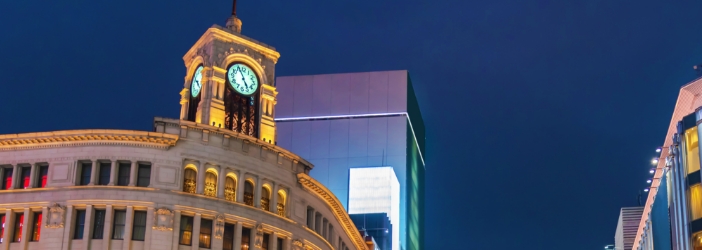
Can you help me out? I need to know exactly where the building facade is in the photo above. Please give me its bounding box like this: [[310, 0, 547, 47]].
[[0, 5, 370, 250], [275, 71, 425, 250], [616, 207, 644, 250]]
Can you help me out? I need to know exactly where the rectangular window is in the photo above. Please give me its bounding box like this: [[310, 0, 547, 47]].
[[112, 210, 126, 240], [98, 163, 111, 185], [686, 127, 701, 174], [262, 233, 270, 250], [277, 238, 283, 250], [199, 218, 212, 248], [31, 212, 41, 241], [179, 216, 193, 245], [74, 210, 86, 239], [241, 227, 251, 250], [79, 163, 92, 186], [2, 168, 13, 190], [21, 167, 31, 189], [0, 214, 5, 243], [136, 164, 151, 187], [117, 163, 130, 186], [131, 211, 147, 241], [223, 223, 235, 250], [37, 166, 48, 188], [13, 213, 23, 242], [92, 210, 106, 239]]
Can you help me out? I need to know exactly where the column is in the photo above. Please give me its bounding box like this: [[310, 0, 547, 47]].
[[9, 164, 17, 190], [171, 211, 182, 250], [108, 161, 118, 185], [19, 208, 30, 249], [236, 172, 246, 203], [61, 206, 74, 250], [254, 178, 262, 208], [232, 222, 242, 250], [270, 183, 278, 213], [89, 160, 98, 185], [196, 165, 206, 194], [269, 232, 278, 250], [191, 214, 201, 250], [2, 209, 12, 250], [249, 225, 257, 250], [103, 205, 113, 250], [28, 164, 37, 188], [121, 206, 134, 250], [217, 168, 226, 198], [82, 205, 94, 250], [128, 162, 138, 186], [144, 208, 154, 249], [283, 238, 291, 250]]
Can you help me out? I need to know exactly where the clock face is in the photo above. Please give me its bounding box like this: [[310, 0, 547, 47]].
[[227, 63, 259, 96], [190, 65, 204, 97]]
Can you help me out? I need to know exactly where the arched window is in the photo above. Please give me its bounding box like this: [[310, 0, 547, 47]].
[[183, 168, 197, 194], [244, 181, 254, 206], [261, 186, 271, 211], [204, 171, 217, 197], [277, 190, 286, 217], [224, 176, 236, 202]]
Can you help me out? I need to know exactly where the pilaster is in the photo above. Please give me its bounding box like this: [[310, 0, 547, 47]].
[[103, 205, 113, 250], [82, 205, 94, 250], [122, 206, 134, 250], [128, 162, 138, 186], [191, 213, 202, 250], [233, 222, 242, 250], [109, 161, 117, 185], [89, 160, 98, 185], [20, 208, 30, 249]]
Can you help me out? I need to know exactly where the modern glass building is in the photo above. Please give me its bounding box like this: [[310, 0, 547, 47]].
[[275, 70, 425, 250], [348, 167, 400, 250]]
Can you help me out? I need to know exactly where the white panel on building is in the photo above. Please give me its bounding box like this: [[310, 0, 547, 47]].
[[348, 167, 400, 250]]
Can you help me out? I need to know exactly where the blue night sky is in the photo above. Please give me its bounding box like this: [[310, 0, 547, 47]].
[[2, 1, 702, 249]]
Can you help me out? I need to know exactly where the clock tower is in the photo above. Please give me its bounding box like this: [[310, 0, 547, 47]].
[[180, 1, 280, 144]]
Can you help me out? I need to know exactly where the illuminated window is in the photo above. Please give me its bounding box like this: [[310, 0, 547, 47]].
[[225, 176, 236, 202], [686, 127, 701, 174], [244, 181, 254, 206], [37, 166, 48, 188], [241, 227, 251, 250], [693, 231, 702, 250], [277, 190, 286, 217], [199, 218, 212, 248], [13, 213, 23, 242], [261, 187, 271, 211], [74, 210, 86, 239], [2, 167, 13, 190], [92, 210, 106, 239], [20, 167, 30, 189], [0, 214, 5, 243], [31, 212, 41, 241], [112, 210, 126, 240], [136, 164, 151, 187], [183, 169, 197, 194], [179, 215, 193, 245], [204, 171, 217, 197], [98, 162, 111, 185], [79, 163, 91, 186], [117, 163, 131, 186], [692, 184, 702, 220], [132, 211, 146, 241], [223, 223, 235, 250]]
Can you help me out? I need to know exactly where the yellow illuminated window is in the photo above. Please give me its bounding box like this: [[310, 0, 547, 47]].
[[693, 231, 702, 250], [686, 127, 701, 174], [690, 184, 702, 220]]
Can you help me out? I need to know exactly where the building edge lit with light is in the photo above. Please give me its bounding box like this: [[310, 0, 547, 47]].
[[632, 76, 702, 250], [0, 3, 373, 250]]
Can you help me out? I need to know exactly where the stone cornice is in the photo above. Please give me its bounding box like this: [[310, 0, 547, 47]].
[[0, 130, 178, 151], [183, 25, 280, 65], [297, 173, 368, 250]]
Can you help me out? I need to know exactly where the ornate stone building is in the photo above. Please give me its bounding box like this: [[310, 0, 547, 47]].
[[0, 4, 369, 250]]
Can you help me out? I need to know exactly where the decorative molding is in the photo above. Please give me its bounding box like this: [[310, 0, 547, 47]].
[[45, 203, 65, 228], [255, 223, 264, 248], [292, 239, 305, 250], [214, 214, 225, 239], [297, 173, 368, 250], [0, 130, 178, 151], [153, 207, 175, 231]]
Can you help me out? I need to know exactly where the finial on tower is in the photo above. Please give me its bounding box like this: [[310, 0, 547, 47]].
[[226, 0, 243, 33]]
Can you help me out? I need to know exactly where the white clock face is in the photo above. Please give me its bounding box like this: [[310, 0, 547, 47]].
[[227, 63, 259, 96], [191, 65, 203, 97]]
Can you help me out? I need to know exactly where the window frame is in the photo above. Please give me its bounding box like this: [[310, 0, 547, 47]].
[[0, 214, 5, 243], [136, 163, 151, 187], [74, 210, 86, 239], [2, 167, 13, 190], [117, 163, 131, 186], [199, 218, 213, 248], [179, 215, 194, 246], [112, 210, 126, 240], [92, 210, 106, 239], [98, 162, 111, 185], [132, 211, 147, 241], [20, 167, 31, 189], [30, 212, 41, 242], [79, 162, 92, 186], [36, 165, 48, 188], [223, 223, 235, 250], [13, 213, 23, 242]]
